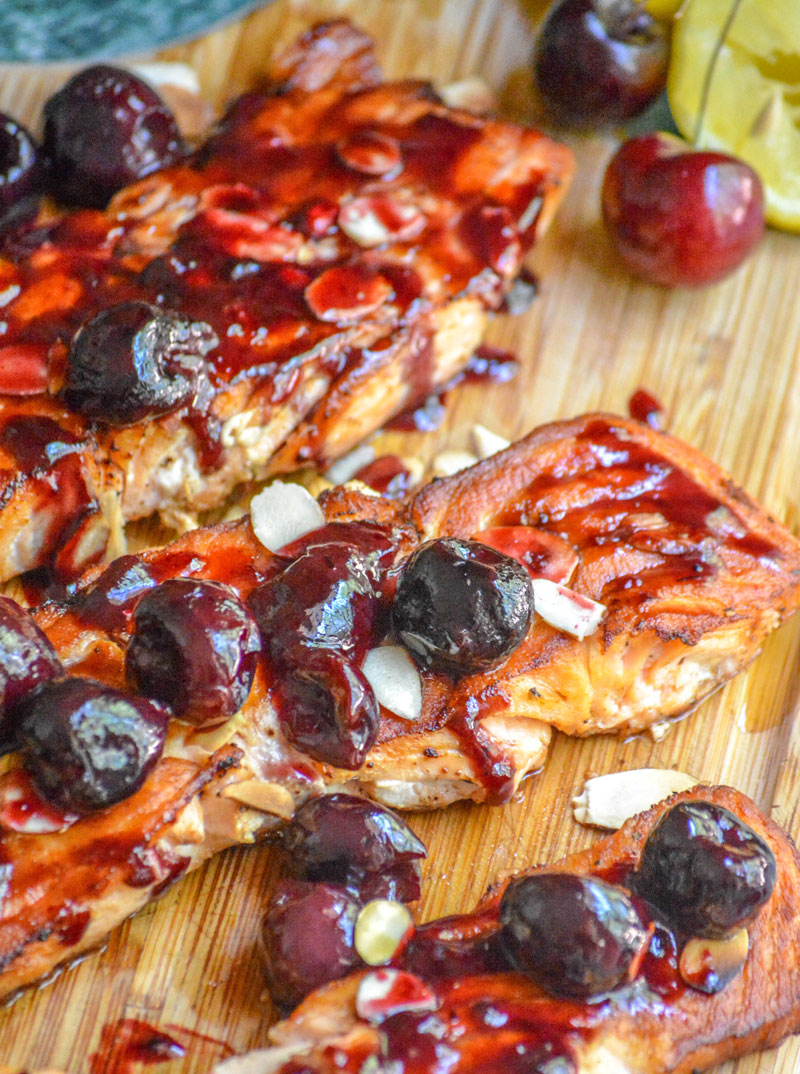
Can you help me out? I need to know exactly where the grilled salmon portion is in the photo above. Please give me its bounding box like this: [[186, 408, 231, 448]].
[[0, 413, 799, 999], [0, 19, 572, 583], [230, 785, 800, 1074]]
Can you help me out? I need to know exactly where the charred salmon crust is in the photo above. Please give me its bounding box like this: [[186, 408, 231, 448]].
[[0, 19, 573, 582], [242, 786, 800, 1074], [0, 414, 799, 999]]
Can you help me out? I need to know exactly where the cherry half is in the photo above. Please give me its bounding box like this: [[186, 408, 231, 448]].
[[601, 132, 765, 287], [533, 0, 668, 127]]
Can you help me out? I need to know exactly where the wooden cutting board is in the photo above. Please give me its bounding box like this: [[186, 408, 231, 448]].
[[2, 1, 800, 1071]]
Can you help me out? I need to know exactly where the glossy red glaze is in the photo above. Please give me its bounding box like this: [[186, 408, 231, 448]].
[[628, 387, 664, 429], [89, 1019, 186, 1074], [0, 768, 79, 834], [0, 344, 49, 395], [497, 418, 778, 600], [385, 344, 518, 432], [474, 526, 578, 583], [354, 454, 413, 497]]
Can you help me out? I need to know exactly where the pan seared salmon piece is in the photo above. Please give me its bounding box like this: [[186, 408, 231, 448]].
[[1, 413, 799, 1000], [242, 785, 800, 1074], [0, 19, 573, 583]]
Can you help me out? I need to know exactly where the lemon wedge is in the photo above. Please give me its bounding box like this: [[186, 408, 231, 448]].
[[668, 0, 800, 231], [644, 0, 684, 19]]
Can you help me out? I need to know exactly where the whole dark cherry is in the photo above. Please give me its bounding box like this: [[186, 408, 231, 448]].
[[0, 597, 62, 752], [250, 542, 384, 665], [500, 872, 649, 998], [635, 801, 776, 938], [278, 650, 379, 770], [261, 878, 362, 1008], [126, 579, 261, 728], [0, 114, 44, 232], [62, 301, 217, 426], [15, 677, 169, 814], [533, 0, 668, 127], [43, 65, 185, 208], [283, 793, 427, 901], [392, 538, 533, 673], [601, 132, 765, 287], [248, 541, 388, 768]]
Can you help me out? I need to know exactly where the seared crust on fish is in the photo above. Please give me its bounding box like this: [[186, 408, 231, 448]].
[[0, 19, 572, 582], [1, 413, 799, 1000], [239, 786, 800, 1074]]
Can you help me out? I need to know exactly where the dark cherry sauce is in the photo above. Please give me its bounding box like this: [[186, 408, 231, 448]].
[[354, 454, 413, 497], [126, 845, 191, 897], [386, 345, 519, 433], [628, 388, 665, 429], [461, 345, 520, 386], [89, 1020, 186, 1074], [55, 906, 91, 946], [496, 419, 780, 609]]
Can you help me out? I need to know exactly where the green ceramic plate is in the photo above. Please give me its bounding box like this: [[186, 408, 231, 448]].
[[0, 0, 268, 63]]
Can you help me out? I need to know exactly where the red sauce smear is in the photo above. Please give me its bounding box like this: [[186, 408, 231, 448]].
[[89, 1018, 235, 1074], [628, 388, 665, 429], [386, 345, 519, 433], [354, 454, 413, 497]]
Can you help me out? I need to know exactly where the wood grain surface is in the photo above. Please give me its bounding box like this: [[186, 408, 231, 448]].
[[2, 1, 800, 1071]]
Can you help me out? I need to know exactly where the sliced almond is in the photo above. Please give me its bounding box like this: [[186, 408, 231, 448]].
[[214, 1043, 312, 1074], [679, 928, 749, 994], [339, 196, 426, 248], [356, 968, 437, 1022], [471, 423, 510, 459], [131, 61, 201, 95], [221, 780, 296, 820], [250, 481, 325, 553], [325, 443, 376, 485], [362, 646, 423, 722], [431, 450, 479, 477], [355, 900, 414, 966], [438, 77, 496, 113], [304, 265, 393, 323], [572, 769, 698, 830], [337, 131, 403, 176], [531, 578, 605, 640]]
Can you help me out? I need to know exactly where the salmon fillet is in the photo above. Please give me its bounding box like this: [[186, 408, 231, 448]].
[[0, 19, 573, 583], [0, 413, 799, 1001], [238, 785, 800, 1074]]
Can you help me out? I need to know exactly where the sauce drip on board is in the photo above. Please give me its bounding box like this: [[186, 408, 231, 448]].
[[87, 1018, 235, 1074]]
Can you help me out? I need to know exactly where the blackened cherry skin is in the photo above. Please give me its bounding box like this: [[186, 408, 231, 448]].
[[533, 0, 668, 127], [43, 65, 185, 208], [126, 578, 261, 728], [0, 597, 62, 752], [602, 133, 765, 287], [500, 872, 649, 998], [62, 301, 217, 426], [635, 801, 776, 938], [15, 677, 169, 814], [0, 114, 44, 231], [283, 793, 426, 901], [392, 538, 533, 673], [261, 878, 362, 1008]]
